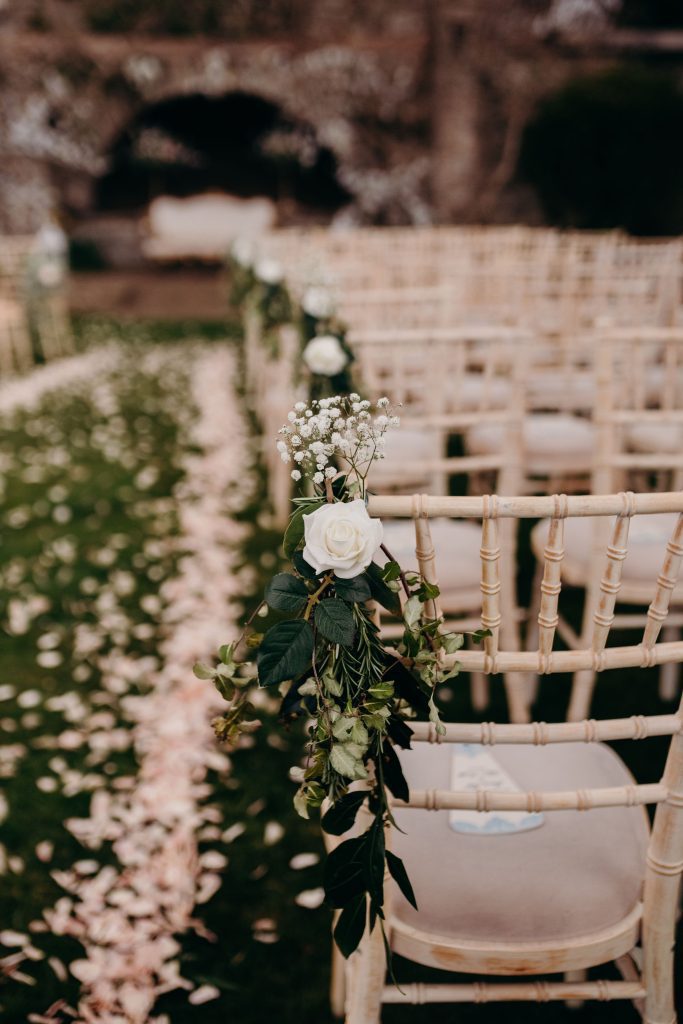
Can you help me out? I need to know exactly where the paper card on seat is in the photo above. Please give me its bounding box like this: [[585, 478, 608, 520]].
[[449, 744, 545, 835]]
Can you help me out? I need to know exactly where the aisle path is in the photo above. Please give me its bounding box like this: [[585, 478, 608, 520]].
[[0, 343, 253, 1021]]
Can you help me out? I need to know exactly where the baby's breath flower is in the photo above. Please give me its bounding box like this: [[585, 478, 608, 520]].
[[276, 395, 399, 494]]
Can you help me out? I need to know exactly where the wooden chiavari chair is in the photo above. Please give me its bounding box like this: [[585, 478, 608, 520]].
[[336, 489, 683, 1024], [527, 329, 683, 722]]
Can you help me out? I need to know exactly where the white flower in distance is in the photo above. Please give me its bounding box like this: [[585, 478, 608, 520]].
[[303, 499, 383, 579], [302, 285, 335, 319], [255, 258, 283, 284], [303, 335, 348, 377], [231, 237, 255, 266]]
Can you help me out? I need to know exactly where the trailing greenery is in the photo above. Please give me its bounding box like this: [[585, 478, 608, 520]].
[[197, 395, 488, 961]]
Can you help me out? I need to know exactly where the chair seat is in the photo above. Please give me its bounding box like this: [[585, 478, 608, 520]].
[[467, 414, 594, 471], [531, 512, 683, 599], [367, 428, 441, 492], [444, 374, 511, 412], [390, 742, 648, 949], [378, 519, 482, 608], [626, 421, 683, 455]]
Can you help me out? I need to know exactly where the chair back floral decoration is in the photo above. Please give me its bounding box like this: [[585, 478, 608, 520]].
[[228, 241, 354, 395], [196, 395, 485, 960]]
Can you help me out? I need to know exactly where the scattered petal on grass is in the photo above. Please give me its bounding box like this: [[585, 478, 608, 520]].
[[294, 888, 325, 909], [189, 984, 221, 1005], [289, 852, 320, 871], [264, 821, 285, 846]]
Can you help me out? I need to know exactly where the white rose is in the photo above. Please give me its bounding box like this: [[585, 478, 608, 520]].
[[303, 335, 348, 377], [303, 499, 383, 579], [255, 258, 283, 284], [302, 285, 335, 319], [231, 237, 255, 266], [36, 261, 64, 288]]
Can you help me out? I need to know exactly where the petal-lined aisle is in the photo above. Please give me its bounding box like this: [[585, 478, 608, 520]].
[[0, 343, 253, 1021]]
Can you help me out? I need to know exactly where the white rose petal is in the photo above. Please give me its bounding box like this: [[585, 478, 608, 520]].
[[302, 500, 383, 579], [302, 335, 348, 377]]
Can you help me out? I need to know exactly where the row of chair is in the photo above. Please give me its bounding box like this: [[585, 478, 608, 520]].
[[0, 233, 74, 373], [233, 225, 683, 1020]]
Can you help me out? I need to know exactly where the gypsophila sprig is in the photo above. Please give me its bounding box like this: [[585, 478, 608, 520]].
[[276, 394, 399, 494], [198, 399, 490, 968]]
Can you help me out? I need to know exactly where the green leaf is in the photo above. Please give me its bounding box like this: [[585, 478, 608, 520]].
[[403, 595, 422, 630], [333, 893, 367, 959], [257, 620, 313, 687], [283, 499, 324, 557], [386, 851, 418, 910], [218, 643, 234, 663], [330, 743, 368, 780], [292, 550, 319, 580], [315, 598, 356, 646], [381, 741, 410, 803], [192, 662, 215, 680], [471, 628, 492, 644], [365, 562, 401, 615], [362, 816, 386, 905], [335, 575, 372, 604], [322, 790, 368, 836], [381, 560, 402, 583], [265, 573, 309, 613], [324, 836, 367, 907]]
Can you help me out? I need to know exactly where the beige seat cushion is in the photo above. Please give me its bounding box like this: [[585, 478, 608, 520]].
[[626, 421, 683, 455], [444, 374, 511, 412], [467, 414, 594, 470], [367, 428, 441, 492], [531, 512, 683, 597], [378, 519, 482, 607], [391, 742, 648, 944]]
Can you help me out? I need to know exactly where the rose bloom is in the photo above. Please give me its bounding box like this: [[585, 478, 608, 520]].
[[302, 335, 348, 377], [301, 285, 335, 319], [303, 499, 383, 579], [255, 258, 283, 284]]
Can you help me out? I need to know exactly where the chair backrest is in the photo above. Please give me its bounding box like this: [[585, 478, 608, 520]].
[[356, 326, 529, 498], [366, 488, 683, 1016]]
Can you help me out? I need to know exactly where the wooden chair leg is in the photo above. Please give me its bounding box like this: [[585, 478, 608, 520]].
[[568, 667, 596, 723], [470, 671, 489, 712], [564, 968, 586, 1009], [658, 625, 681, 703], [344, 916, 385, 1024], [330, 918, 347, 1019]]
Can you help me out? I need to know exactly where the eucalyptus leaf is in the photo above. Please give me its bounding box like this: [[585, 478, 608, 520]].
[[403, 595, 422, 630], [265, 573, 309, 613], [315, 598, 356, 646], [257, 620, 313, 688]]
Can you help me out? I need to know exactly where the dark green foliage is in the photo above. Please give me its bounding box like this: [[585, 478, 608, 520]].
[[314, 598, 356, 646], [519, 67, 683, 235], [257, 620, 313, 687], [321, 790, 368, 836], [264, 573, 309, 613]]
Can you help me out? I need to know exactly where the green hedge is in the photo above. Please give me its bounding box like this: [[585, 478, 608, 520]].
[[519, 66, 683, 236]]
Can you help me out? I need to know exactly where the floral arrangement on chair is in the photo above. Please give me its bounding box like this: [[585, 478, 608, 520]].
[[197, 395, 483, 959]]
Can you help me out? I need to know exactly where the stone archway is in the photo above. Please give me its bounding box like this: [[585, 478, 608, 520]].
[[96, 90, 351, 220]]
